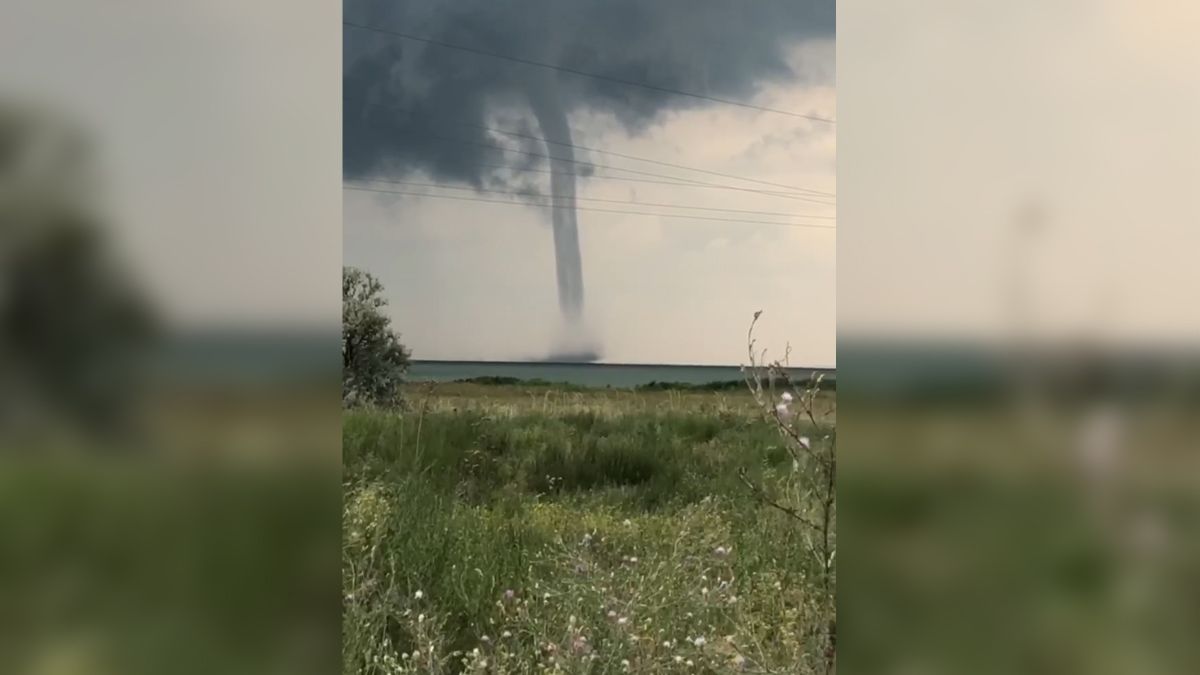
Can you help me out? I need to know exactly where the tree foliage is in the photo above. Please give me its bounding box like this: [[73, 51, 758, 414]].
[[342, 267, 410, 407], [0, 103, 157, 439]]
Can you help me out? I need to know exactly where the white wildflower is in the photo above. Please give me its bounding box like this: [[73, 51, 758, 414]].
[[693, 636, 707, 647], [617, 616, 628, 626], [781, 391, 794, 403], [417, 614, 426, 623], [414, 590, 424, 600], [623, 519, 632, 527], [799, 436, 811, 450], [502, 630, 512, 639]]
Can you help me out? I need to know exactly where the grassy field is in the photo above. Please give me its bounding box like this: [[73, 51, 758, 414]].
[[343, 383, 835, 674]]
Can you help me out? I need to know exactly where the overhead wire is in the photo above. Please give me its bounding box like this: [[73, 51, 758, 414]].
[[343, 185, 836, 230]]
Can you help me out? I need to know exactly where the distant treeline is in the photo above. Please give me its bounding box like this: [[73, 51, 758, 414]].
[[637, 378, 835, 392], [448, 376, 835, 392]]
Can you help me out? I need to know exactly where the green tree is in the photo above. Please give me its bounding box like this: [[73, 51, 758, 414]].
[[342, 267, 410, 407], [0, 102, 157, 440]]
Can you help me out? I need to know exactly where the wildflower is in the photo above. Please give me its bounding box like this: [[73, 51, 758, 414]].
[[502, 630, 512, 639], [799, 436, 811, 450], [693, 636, 707, 647], [674, 655, 684, 664], [621, 659, 631, 669], [714, 546, 728, 558], [623, 519, 632, 527], [701, 587, 709, 596], [414, 590, 424, 600], [686, 659, 695, 667], [733, 655, 747, 669], [775, 403, 793, 421], [417, 614, 426, 623], [542, 592, 550, 600], [629, 556, 639, 563], [607, 610, 618, 619], [412, 650, 420, 658], [582, 533, 593, 545], [781, 391, 794, 403], [481, 635, 490, 643], [662, 641, 671, 648], [617, 616, 628, 626], [504, 589, 515, 601]]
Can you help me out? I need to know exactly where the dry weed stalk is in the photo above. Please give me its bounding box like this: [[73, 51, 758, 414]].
[[741, 310, 836, 673]]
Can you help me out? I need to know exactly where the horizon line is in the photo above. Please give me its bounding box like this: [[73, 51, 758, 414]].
[[411, 358, 836, 371]]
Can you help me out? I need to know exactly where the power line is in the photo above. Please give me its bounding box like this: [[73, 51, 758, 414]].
[[353, 178, 837, 219], [461, 122, 836, 198], [456, 159, 837, 203], [343, 185, 836, 230], [343, 21, 836, 124], [421, 131, 836, 206], [347, 98, 835, 198]]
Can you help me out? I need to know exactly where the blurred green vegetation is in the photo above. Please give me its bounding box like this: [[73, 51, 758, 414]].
[[0, 459, 340, 675], [840, 401, 1200, 675]]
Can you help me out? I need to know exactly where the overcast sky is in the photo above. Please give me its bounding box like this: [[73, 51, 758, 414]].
[[840, 0, 1200, 351], [344, 1, 836, 366], [0, 0, 341, 331]]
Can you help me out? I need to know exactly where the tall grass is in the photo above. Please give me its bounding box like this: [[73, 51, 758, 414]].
[[344, 386, 834, 674]]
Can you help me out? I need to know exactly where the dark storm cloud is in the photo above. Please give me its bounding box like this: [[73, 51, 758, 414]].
[[342, 0, 835, 184]]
